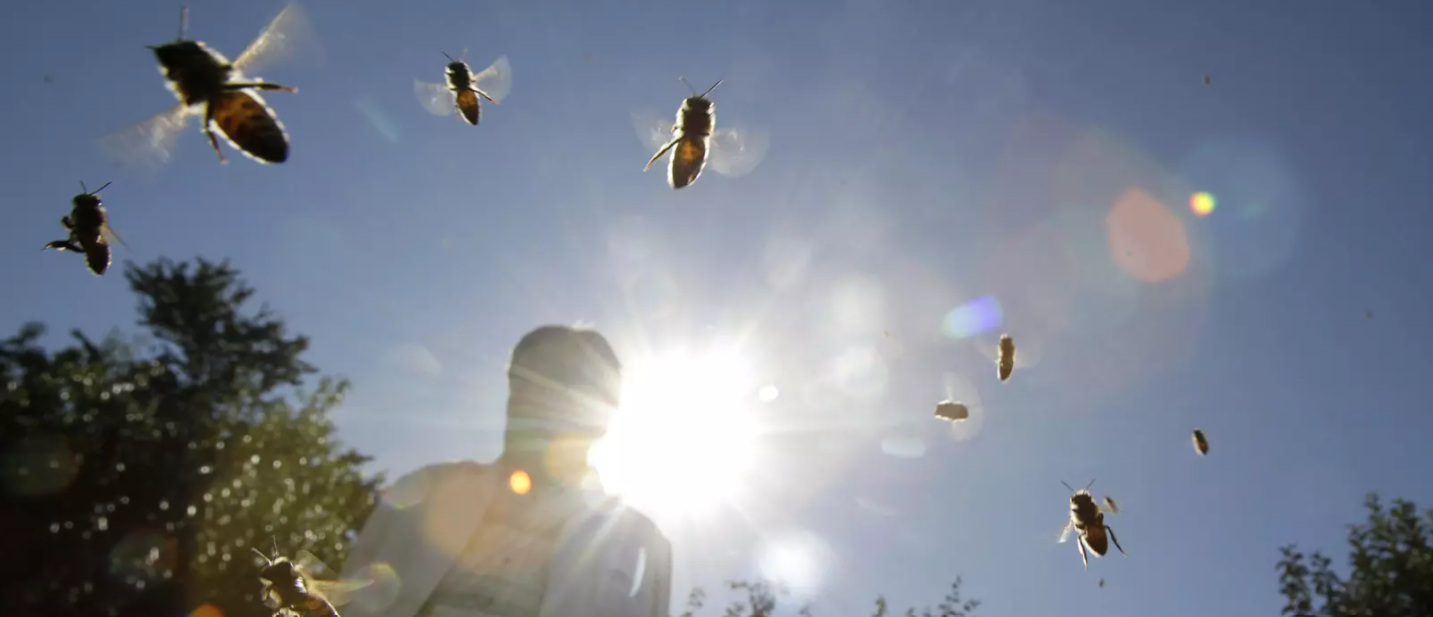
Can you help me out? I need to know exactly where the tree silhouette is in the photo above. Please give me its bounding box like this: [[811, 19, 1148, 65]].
[[677, 576, 979, 617], [0, 257, 382, 617], [1278, 493, 1433, 617]]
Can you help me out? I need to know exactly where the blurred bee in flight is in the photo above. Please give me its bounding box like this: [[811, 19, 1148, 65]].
[[633, 77, 771, 190], [44, 181, 130, 277], [1192, 428, 1209, 456], [1058, 479, 1127, 571], [99, 3, 321, 168], [414, 51, 512, 126], [253, 545, 372, 617], [996, 334, 1016, 383], [934, 400, 969, 422]]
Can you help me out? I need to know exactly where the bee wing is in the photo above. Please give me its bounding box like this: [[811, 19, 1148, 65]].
[[101, 224, 132, 253], [413, 80, 456, 116], [708, 126, 771, 178], [293, 550, 334, 579], [974, 333, 1041, 369], [1058, 521, 1075, 544], [471, 55, 512, 103], [233, 3, 325, 77], [97, 104, 191, 171], [1102, 497, 1119, 514], [309, 578, 375, 607], [631, 111, 677, 153], [295, 550, 373, 607]]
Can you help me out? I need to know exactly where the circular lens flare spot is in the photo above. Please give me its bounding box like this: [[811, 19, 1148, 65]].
[[1190, 192, 1217, 217], [941, 295, 1003, 339], [191, 605, 224, 617], [758, 385, 780, 402], [508, 469, 532, 495], [1107, 188, 1191, 283]]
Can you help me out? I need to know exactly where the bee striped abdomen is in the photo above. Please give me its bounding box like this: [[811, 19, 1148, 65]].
[[211, 90, 290, 163], [669, 138, 708, 188], [83, 242, 112, 276], [1084, 523, 1110, 555], [455, 89, 480, 125]]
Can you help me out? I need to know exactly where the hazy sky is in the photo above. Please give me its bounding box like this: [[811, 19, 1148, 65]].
[[4, 0, 1433, 615]]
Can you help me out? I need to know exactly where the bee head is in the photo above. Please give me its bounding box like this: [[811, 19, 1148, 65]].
[[681, 95, 714, 114], [1069, 491, 1096, 508], [72, 194, 101, 210], [151, 40, 206, 67], [73, 180, 110, 210], [257, 557, 298, 583]]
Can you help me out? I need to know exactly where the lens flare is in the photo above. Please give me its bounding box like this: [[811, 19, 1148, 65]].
[[1190, 191, 1217, 217], [941, 295, 1003, 339], [508, 469, 532, 495]]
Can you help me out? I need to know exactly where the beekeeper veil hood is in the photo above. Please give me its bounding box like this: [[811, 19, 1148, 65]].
[[503, 324, 622, 454]]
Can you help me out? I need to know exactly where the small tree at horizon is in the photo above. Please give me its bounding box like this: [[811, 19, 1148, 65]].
[[1277, 493, 1433, 617], [0, 257, 382, 617]]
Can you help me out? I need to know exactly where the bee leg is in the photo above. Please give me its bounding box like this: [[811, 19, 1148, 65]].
[[475, 88, 498, 104], [201, 108, 227, 164], [43, 240, 74, 251], [645, 138, 680, 172], [226, 81, 298, 94], [1077, 536, 1090, 571], [1104, 525, 1127, 557], [61, 216, 74, 230]]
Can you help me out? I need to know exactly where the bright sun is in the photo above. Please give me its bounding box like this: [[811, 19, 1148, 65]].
[[589, 349, 760, 515]]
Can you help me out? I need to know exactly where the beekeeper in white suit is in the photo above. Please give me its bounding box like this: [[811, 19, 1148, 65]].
[[339, 325, 672, 617]]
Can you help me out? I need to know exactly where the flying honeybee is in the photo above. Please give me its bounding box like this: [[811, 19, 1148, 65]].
[[1192, 428, 1209, 456], [934, 400, 970, 422], [253, 546, 372, 617], [996, 334, 1016, 383], [633, 77, 770, 190], [414, 51, 512, 126], [99, 3, 321, 169], [1058, 479, 1127, 571], [43, 181, 130, 276]]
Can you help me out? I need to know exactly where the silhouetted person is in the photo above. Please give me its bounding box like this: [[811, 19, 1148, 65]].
[[341, 325, 672, 617]]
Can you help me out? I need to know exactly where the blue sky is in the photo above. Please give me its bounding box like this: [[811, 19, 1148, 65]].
[[4, 0, 1433, 615]]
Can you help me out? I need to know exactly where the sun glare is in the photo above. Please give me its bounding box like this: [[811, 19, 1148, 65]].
[[590, 350, 760, 515]]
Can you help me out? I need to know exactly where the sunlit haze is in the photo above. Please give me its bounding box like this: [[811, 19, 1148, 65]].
[[4, 0, 1433, 616]]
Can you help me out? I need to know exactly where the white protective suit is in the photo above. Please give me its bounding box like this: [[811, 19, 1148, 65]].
[[338, 460, 672, 617]]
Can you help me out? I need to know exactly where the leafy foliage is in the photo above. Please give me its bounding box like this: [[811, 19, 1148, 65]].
[[677, 577, 979, 617], [0, 257, 382, 617], [1277, 493, 1433, 617]]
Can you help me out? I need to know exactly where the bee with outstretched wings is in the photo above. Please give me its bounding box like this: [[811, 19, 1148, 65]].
[[43, 181, 132, 276], [254, 547, 373, 617], [414, 51, 512, 126], [98, 3, 323, 170], [631, 82, 770, 189]]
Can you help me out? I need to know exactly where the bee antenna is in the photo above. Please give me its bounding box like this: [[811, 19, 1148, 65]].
[[177, 6, 189, 41], [441, 51, 455, 63], [252, 547, 271, 565], [678, 76, 697, 97], [700, 79, 724, 97], [1085, 478, 1096, 491], [1061, 480, 1075, 493], [90, 181, 112, 195]]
